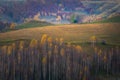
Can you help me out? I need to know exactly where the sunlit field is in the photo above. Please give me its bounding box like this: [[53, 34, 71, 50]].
[[0, 23, 120, 45]]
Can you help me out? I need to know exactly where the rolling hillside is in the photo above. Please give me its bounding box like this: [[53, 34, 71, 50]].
[[0, 0, 120, 23], [92, 16, 120, 23], [0, 23, 120, 45], [0, 20, 52, 32], [16, 20, 53, 29]]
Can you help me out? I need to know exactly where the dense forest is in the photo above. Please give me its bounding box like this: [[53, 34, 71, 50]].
[[0, 34, 119, 80]]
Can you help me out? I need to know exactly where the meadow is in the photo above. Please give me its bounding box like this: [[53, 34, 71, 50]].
[[0, 23, 120, 46]]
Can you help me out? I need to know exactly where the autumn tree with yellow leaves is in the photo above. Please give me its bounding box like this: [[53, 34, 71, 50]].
[[9, 22, 16, 30], [0, 34, 119, 80]]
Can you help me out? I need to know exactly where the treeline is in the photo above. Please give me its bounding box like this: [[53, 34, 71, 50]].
[[0, 34, 120, 80], [0, 21, 16, 32]]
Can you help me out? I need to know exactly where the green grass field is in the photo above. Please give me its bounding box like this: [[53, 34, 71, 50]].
[[16, 20, 53, 29]]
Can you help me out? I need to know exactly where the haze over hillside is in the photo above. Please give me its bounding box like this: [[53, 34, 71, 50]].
[[0, 0, 120, 24]]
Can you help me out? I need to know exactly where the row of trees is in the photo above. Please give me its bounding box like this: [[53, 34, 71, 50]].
[[0, 34, 119, 80]]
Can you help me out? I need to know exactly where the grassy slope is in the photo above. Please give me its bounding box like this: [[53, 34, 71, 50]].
[[0, 20, 52, 32], [0, 23, 120, 46], [92, 16, 120, 23], [16, 20, 53, 29]]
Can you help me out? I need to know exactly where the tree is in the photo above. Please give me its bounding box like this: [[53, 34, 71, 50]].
[[90, 36, 97, 47], [70, 14, 78, 23], [10, 23, 16, 30]]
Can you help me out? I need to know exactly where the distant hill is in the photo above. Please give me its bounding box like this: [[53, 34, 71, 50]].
[[92, 16, 120, 23], [0, 0, 119, 23], [16, 20, 53, 29]]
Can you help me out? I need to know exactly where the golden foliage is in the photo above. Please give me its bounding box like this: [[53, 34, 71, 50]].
[[60, 38, 63, 45], [98, 49, 102, 56], [10, 23, 16, 29], [49, 43, 53, 48], [47, 37, 52, 43], [103, 55, 107, 63], [42, 57, 47, 64], [19, 41, 24, 50], [75, 45, 82, 53], [55, 38, 59, 42], [54, 45, 58, 54], [48, 50, 52, 57], [90, 36, 97, 41], [60, 48, 65, 56], [67, 42, 71, 47], [12, 43, 16, 50], [30, 39, 38, 48], [7, 46, 12, 55], [40, 34, 48, 45], [94, 47, 98, 53], [72, 45, 76, 48], [2, 45, 7, 52]]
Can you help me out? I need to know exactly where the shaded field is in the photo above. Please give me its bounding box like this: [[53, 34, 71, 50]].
[[0, 23, 120, 46]]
